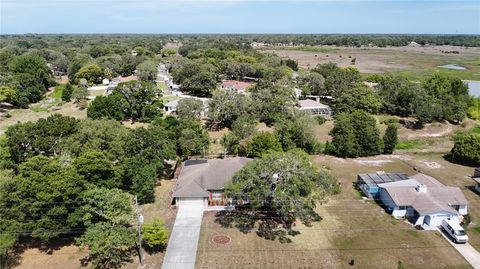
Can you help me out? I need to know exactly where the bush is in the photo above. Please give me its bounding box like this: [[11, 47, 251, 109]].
[[246, 132, 282, 158], [451, 133, 480, 165], [142, 218, 169, 249], [314, 116, 326, 125]]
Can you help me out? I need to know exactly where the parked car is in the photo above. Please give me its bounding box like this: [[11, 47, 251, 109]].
[[441, 219, 468, 244]]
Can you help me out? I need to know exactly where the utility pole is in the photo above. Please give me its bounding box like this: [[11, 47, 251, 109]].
[[134, 196, 144, 267]]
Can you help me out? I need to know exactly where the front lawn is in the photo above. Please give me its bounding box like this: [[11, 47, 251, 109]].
[[195, 155, 472, 269]]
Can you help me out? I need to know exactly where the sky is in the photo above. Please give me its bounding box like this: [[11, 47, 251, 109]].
[[1, 0, 479, 34]]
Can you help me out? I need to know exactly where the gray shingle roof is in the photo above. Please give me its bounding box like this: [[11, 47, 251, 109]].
[[172, 157, 252, 198], [380, 173, 468, 215]]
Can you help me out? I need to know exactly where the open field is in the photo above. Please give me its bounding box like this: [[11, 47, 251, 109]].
[[260, 45, 480, 81], [0, 102, 87, 135], [12, 181, 176, 269], [195, 154, 476, 269]]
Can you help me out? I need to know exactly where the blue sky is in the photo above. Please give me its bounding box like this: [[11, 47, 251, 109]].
[[1, 0, 479, 34]]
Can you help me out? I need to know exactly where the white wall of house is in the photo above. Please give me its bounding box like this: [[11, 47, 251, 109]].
[[378, 188, 406, 217], [414, 211, 459, 229]]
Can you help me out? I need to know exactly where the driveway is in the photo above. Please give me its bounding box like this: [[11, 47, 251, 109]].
[[438, 228, 480, 269], [162, 204, 204, 269]]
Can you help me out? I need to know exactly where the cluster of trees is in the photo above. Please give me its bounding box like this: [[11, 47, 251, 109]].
[[88, 81, 163, 122], [376, 74, 470, 124], [0, 53, 54, 107], [0, 35, 167, 109], [170, 43, 295, 97], [325, 110, 398, 158], [243, 34, 480, 47], [0, 115, 176, 266], [299, 63, 381, 115]]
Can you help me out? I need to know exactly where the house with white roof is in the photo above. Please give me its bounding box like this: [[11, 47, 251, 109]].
[[297, 99, 332, 119]]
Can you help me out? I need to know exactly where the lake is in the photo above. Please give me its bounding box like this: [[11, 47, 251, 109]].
[[439, 64, 467, 70], [468, 81, 480, 97]]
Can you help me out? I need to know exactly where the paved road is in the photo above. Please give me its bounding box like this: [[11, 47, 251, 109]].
[[162, 205, 204, 269], [438, 228, 480, 269]]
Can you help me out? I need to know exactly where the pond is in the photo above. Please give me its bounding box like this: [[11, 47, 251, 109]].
[[439, 64, 467, 70], [468, 81, 480, 97]]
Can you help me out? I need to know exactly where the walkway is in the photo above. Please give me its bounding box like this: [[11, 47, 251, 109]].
[[438, 228, 480, 269], [162, 205, 204, 269]]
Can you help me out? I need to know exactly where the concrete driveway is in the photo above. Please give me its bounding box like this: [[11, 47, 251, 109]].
[[162, 205, 204, 269], [438, 228, 480, 269]]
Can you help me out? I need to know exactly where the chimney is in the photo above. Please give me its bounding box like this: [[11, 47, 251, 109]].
[[416, 184, 427, 193]]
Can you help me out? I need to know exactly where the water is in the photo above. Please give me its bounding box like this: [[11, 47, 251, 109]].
[[468, 81, 480, 97], [439, 64, 467, 70]]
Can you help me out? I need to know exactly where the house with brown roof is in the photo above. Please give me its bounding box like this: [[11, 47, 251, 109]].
[[376, 173, 468, 229], [172, 157, 252, 208]]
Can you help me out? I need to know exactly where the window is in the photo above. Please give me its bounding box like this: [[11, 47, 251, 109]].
[[398, 206, 407, 210], [211, 191, 222, 201]]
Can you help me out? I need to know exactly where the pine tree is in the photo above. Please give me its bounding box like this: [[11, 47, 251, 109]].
[[383, 124, 398, 154]]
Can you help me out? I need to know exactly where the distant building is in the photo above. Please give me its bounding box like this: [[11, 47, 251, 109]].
[[297, 99, 332, 119], [163, 97, 209, 115], [221, 80, 252, 94]]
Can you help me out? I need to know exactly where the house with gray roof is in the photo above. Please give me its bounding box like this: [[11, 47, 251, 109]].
[[375, 173, 468, 229], [173, 157, 252, 208]]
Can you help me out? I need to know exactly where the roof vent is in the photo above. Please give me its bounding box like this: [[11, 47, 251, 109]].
[[416, 184, 427, 193]]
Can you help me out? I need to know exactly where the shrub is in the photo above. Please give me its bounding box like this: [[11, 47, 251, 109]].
[[314, 116, 326, 125], [451, 133, 480, 165], [142, 218, 169, 249]]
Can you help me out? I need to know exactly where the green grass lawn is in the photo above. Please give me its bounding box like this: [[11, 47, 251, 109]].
[[161, 95, 181, 103], [52, 85, 65, 99], [396, 140, 424, 150]]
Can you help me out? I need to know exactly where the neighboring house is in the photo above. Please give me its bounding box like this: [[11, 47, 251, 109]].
[[361, 173, 468, 229], [471, 167, 480, 193], [163, 96, 210, 115], [221, 80, 252, 94], [172, 157, 252, 208], [297, 99, 333, 119]]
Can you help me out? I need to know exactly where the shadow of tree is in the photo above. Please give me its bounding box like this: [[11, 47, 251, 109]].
[[442, 153, 478, 168], [143, 243, 167, 255], [1, 235, 78, 269], [214, 206, 311, 243]]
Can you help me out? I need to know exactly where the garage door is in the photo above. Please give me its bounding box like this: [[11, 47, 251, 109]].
[[178, 197, 205, 208]]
